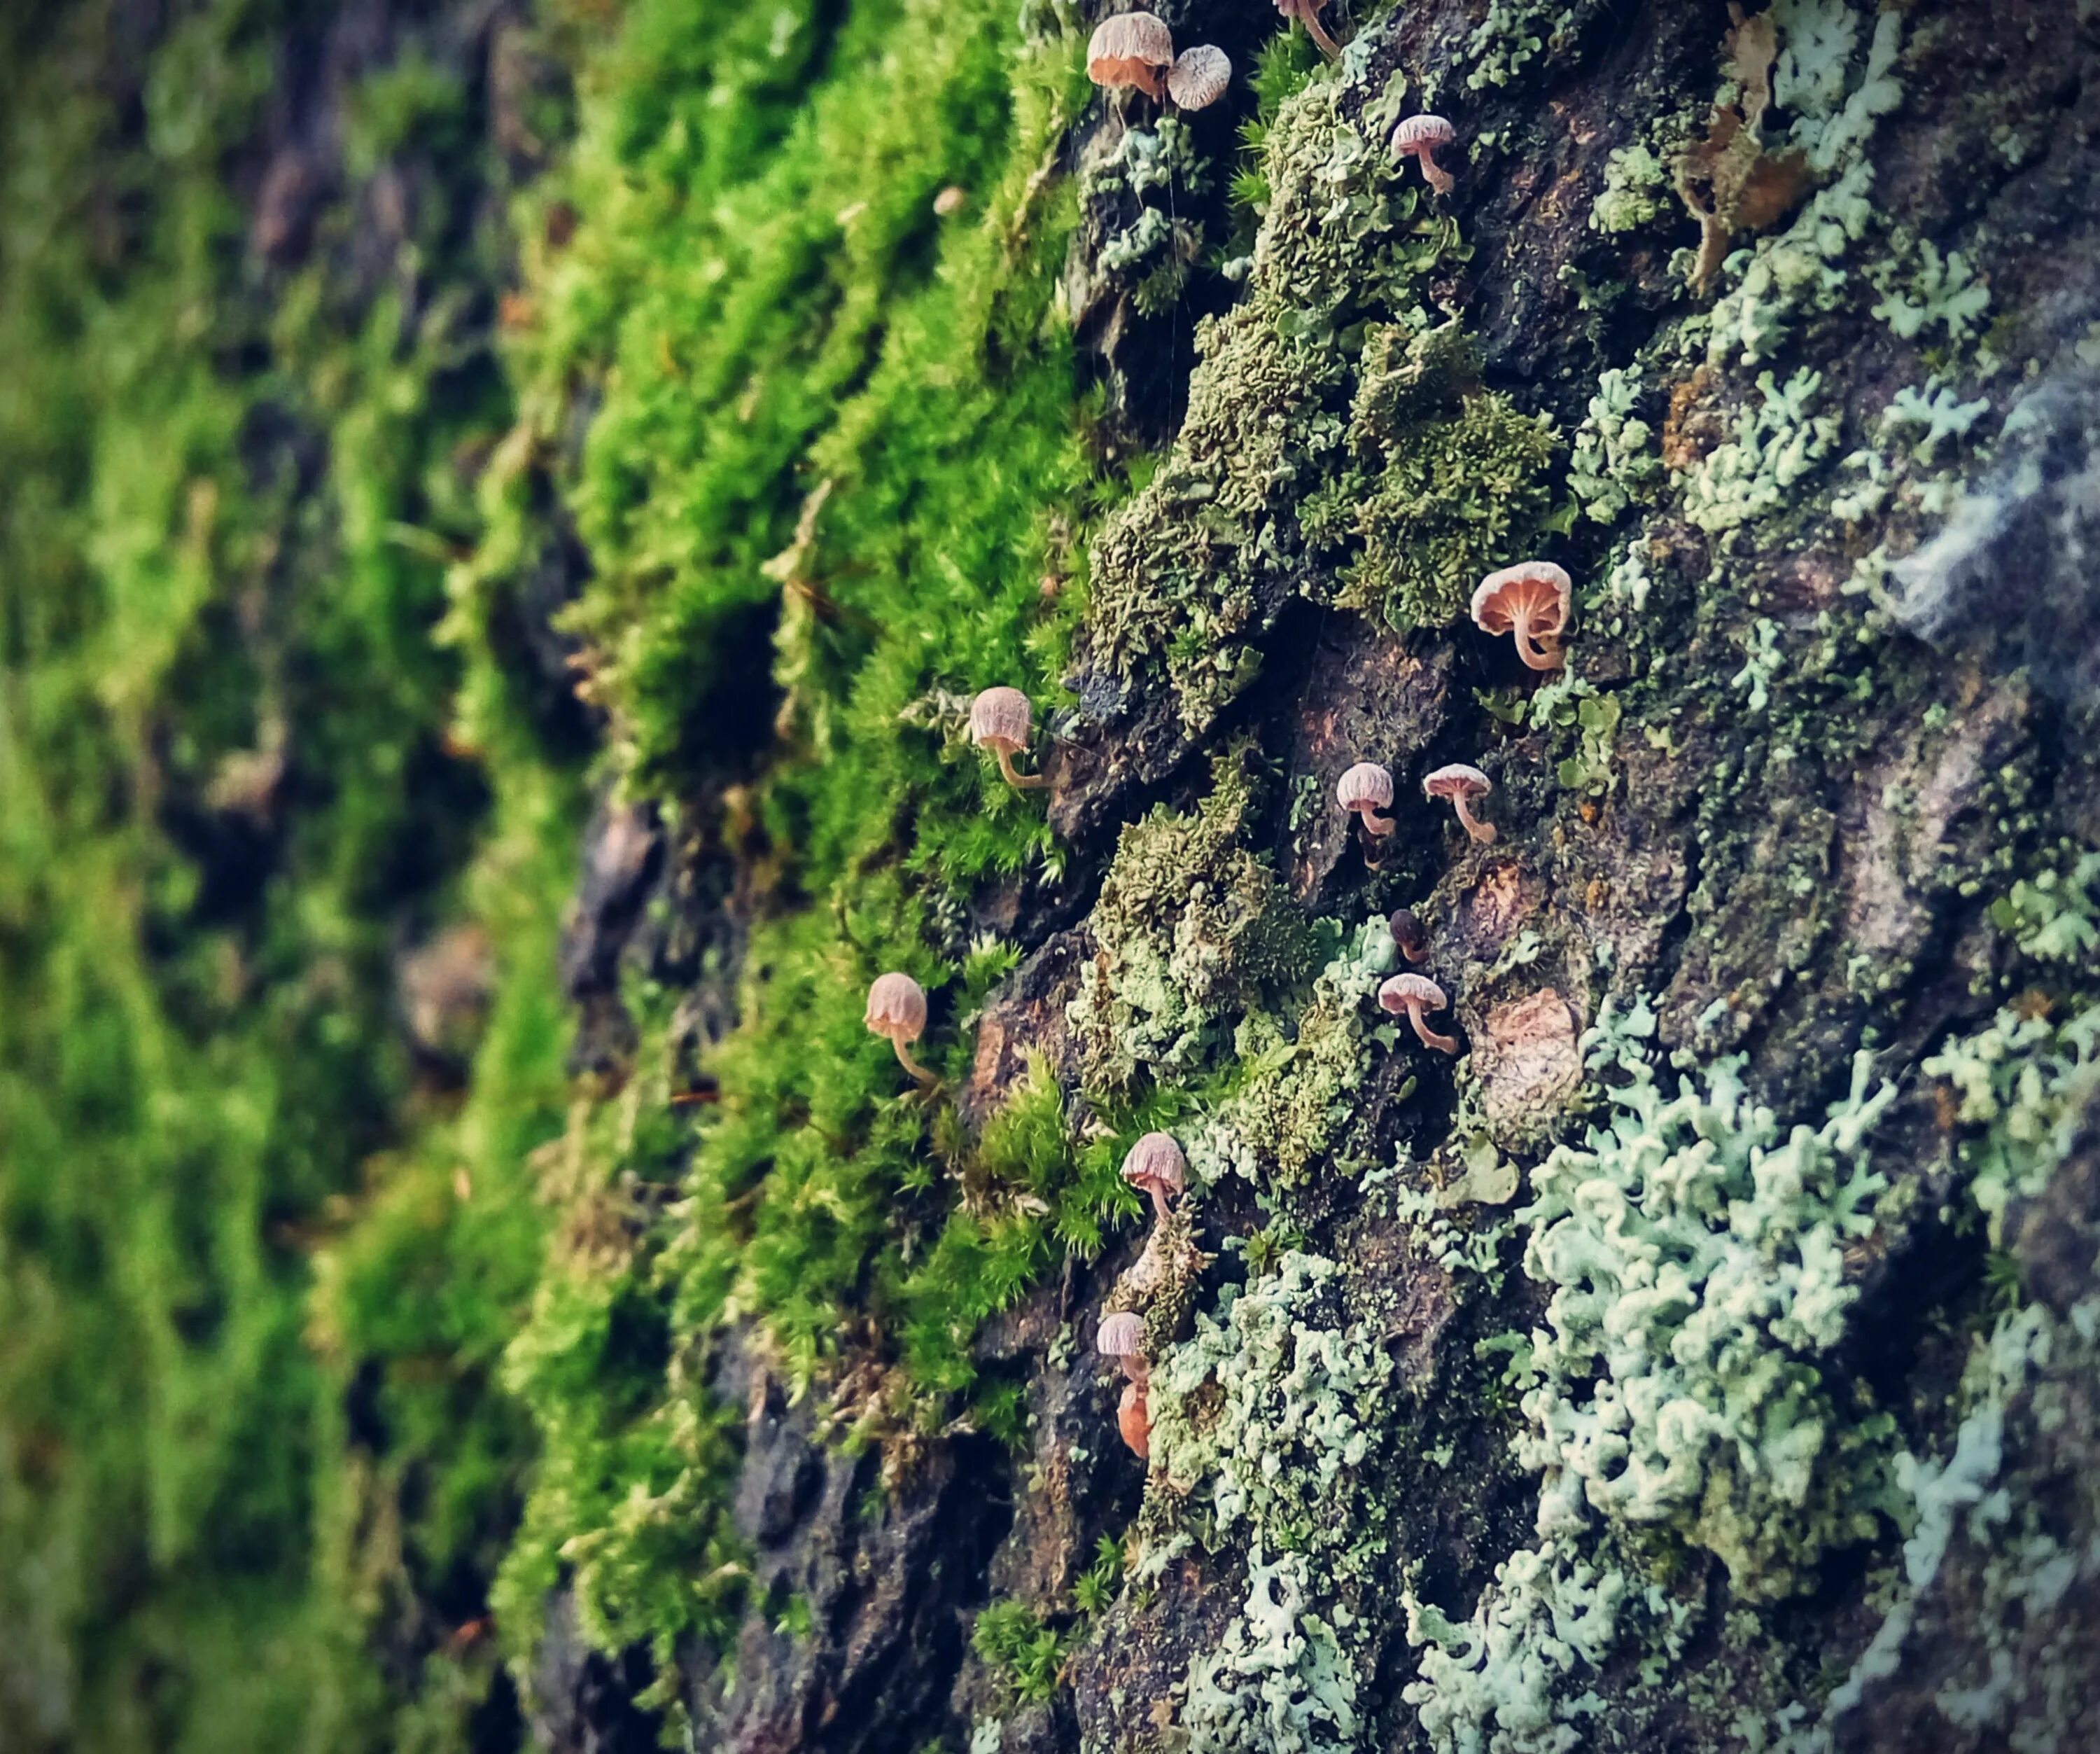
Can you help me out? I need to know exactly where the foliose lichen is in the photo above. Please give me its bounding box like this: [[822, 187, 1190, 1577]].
[[1514, 1040, 1900, 1599], [1149, 1251, 1395, 1754]]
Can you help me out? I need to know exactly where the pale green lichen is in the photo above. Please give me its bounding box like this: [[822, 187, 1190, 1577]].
[[1567, 366, 1662, 524], [1698, 2, 1903, 368], [1590, 143, 1673, 237], [1525, 667, 1623, 798], [1151, 1252, 1394, 1754], [1679, 368, 1841, 537], [1402, 1537, 1689, 1754], [1989, 853, 2100, 966], [1460, 1, 1579, 94], [1869, 237, 1990, 345], [1088, 118, 1211, 310], [1921, 1003, 2100, 1246], [1515, 1040, 1900, 1599], [1880, 381, 1992, 465]]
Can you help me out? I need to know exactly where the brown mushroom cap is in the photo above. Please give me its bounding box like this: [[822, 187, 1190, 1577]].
[[968, 685, 1032, 754], [1088, 11, 1174, 97], [1471, 562, 1572, 641], [1392, 113, 1455, 152], [864, 972, 928, 1042], [1422, 763, 1492, 803], [1380, 973, 1448, 1015], [1336, 761, 1395, 814], [1121, 1132, 1186, 1201], [1389, 907, 1429, 963], [1097, 1311, 1147, 1367], [1167, 43, 1231, 110]]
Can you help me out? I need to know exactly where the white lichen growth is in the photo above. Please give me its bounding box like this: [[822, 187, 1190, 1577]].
[[1403, 1538, 1686, 1754], [1880, 382, 1991, 466], [1700, 2, 1903, 368], [1567, 366, 1662, 523], [1153, 1253, 1394, 1754], [1921, 1002, 2100, 1246], [1515, 1041, 1900, 1597], [1680, 368, 1841, 536], [1870, 238, 1990, 344]]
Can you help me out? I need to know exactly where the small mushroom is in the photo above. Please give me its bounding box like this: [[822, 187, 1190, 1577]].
[[1121, 1132, 1186, 1223], [1087, 11, 1175, 99], [1273, 0, 1340, 58], [1388, 907, 1429, 963], [864, 971, 937, 1087], [1471, 562, 1572, 671], [1336, 762, 1396, 833], [969, 686, 1047, 791], [932, 184, 967, 216], [1166, 43, 1231, 111], [1380, 973, 1460, 1055], [1117, 1381, 1152, 1459], [1391, 114, 1457, 195], [1338, 763, 1398, 867], [1423, 763, 1497, 845], [1098, 1310, 1149, 1387]]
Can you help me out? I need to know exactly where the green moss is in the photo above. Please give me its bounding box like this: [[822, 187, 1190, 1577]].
[[1070, 748, 1311, 1094], [973, 1600, 1070, 1705], [1185, 917, 1397, 1195], [1328, 323, 1562, 631], [0, 1, 580, 1746]]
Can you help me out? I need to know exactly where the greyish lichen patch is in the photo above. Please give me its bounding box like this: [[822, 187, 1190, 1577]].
[[1147, 1251, 1396, 1754]]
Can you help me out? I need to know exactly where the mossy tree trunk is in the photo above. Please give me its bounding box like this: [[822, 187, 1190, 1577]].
[[7, 1, 2100, 1753]]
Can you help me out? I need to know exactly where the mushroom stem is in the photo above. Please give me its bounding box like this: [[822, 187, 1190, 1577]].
[[1302, 9, 1340, 57], [1147, 1185, 1172, 1225], [1417, 151, 1455, 197], [1406, 1003, 1460, 1055], [891, 1037, 939, 1089], [995, 746, 1048, 791], [1453, 796, 1498, 845], [1118, 1383, 1152, 1459], [1511, 606, 1563, 671], [1358, 819, 1387, 870]]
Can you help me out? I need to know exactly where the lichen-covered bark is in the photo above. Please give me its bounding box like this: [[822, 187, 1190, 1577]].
[[8, 1, 2100, 1752], [534, 2, 2100, 1750]]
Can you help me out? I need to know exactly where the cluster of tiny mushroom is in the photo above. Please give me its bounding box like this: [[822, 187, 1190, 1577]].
[[1096, 1130, 1186, 1459], [1086, 11, 1233, 111], [879, 42, 1550, 1466], [1338, 563, 1578, 1057], [1088, 6, 1457, 194]]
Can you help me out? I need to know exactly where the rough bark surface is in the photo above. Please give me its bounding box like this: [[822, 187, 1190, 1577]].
[[526, 6, 2100, 1751]]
